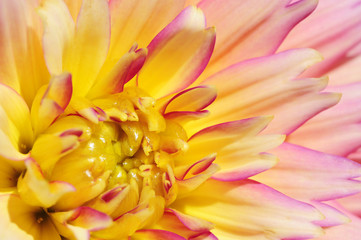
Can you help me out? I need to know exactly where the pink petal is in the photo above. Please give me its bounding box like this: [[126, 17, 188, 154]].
[[253, 143, 361, 202], [280, 0, 361, 83], [197, 0, 318, 79], [138, 6, 216, 98], [289, 82, 361, 157]]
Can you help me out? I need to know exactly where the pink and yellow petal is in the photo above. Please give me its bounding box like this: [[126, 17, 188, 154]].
[[197, 0, 318, 79], [138, 6, 216, 98], [172, 179, 323, 240], [195, 49, 340, 135], [17, 159, 76, 208], [88, 48, 148, 99], [31, 73, 73, 136], [133, 229, 186, 240], [0, 194, 60, 240]]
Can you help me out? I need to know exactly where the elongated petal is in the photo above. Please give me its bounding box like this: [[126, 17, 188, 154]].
[[0, 194, 60, 240], [138, 6, 216, 98], [0, 83, 33, 160], [195, 49, 340, 134], [63, 0, 110, 97], [0, 0, 49, 104], [198, 0, 318, 79], [39, 0, 75, 75], [108, 0, 185, 60], [315, 202, 361, 240], [289, 82, 361, 157], [253, 143, 361, 201], [172, 179, 323, 240], [281, 0, 361, 82]]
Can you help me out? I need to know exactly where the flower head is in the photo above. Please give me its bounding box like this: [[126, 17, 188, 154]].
[[0, 0, 360, 239]]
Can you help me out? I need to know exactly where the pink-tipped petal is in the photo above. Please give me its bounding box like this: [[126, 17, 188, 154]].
[[138, 6, 216, 98], [164, 110, 210, 124], [163, 85, 217, 113], [198, 0, 318, 79], [195, 49, 340, 135], [172, 179, 323, 240], [17, 159, 76, 208], [183, 116, 272, 166], [88, 48, 148, 99], [31, 73, 73, 135]]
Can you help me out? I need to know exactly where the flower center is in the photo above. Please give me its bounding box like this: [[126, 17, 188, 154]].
[[43, 87, 187, 211]]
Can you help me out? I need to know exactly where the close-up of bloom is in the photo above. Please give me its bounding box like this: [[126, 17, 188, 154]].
[[1, 0, 361, 239]]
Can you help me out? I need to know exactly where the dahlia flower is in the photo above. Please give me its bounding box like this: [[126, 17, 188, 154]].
[[0, 0, 360, 239]]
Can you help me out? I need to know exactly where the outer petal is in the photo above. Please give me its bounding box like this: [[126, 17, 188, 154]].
[[315, 202, 361, 240], [252, 143, 361, 227], [108, 0, 185, 60], [0, 83, 33, 160], [63, 0, 110, 97], [0, 194, 60, 240], [253, 143, 361, 202], [194, 49, 340, 135], [289, 82, 361, 157], [172, 179, 323, 240], [280, 0, 361, 82], [138, 6, 216, 98], [0, 0, 49, 104], [197, 0, 318, 79]]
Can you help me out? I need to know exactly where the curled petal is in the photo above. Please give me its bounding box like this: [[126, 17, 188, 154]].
[[138, 6, 216, 98], [17, 159, 76, 208]]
